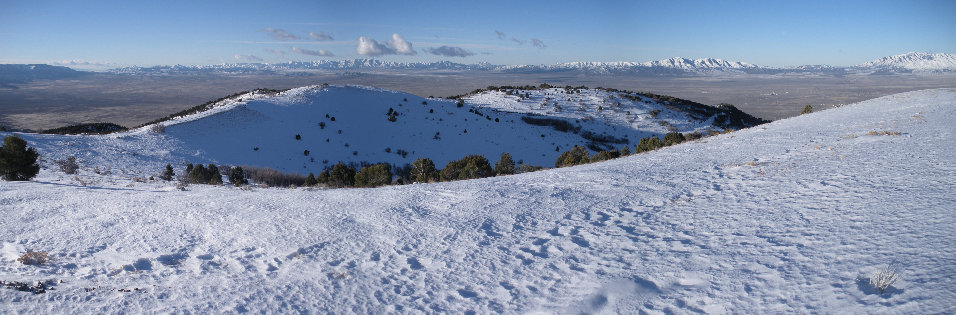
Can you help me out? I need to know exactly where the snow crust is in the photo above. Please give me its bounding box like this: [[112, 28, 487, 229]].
[[0, 89, 954, 313]]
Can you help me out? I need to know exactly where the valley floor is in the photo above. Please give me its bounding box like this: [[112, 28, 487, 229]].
[[1, 89, 954, 313]]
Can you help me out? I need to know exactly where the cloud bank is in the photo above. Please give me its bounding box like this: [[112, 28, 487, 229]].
[[263, 28, 299, 41], [309, 31, 333, 41], [292, 46, 334, 57], [425, 46, 474, 58]]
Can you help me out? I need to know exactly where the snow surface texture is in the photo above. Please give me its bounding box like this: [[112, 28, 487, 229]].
[[7, 85, 721, 175], [1, 89, 954, 313]]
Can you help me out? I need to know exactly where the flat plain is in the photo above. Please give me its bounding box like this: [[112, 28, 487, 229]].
[[1, 71, 953, 131]]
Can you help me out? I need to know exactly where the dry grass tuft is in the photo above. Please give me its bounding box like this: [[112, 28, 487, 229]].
[[866, 130, 901, 136], [18, 249, 49, 265]]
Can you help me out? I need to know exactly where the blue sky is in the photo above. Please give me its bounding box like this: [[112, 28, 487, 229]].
[[1, 0, 953, 69]]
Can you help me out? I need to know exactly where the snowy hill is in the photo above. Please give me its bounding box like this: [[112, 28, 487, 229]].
[[0, 88, 953, 313], [857, 52, 956, 72], [4, 85, 760, 175]]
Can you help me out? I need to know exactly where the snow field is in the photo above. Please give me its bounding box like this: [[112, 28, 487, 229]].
[[0, 88, 953, 313]]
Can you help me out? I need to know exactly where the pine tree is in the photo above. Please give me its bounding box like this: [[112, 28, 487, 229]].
[[354, 164, 392, 188], [494, 153, 515, 175], [188, 164, 206, 184], [0, 135, 40, 181], [620, 146, 631, 156], [662, 132, 686, 146], [304, 172, 317, 187], [801, 104, 813, 115], [441, 155, 492, 181], [317, 169, 330, 184], [207, 164, 222, 185], [590, 150, 621, 163], [229, 166, 248, 186], [328, 162, 355, 187], [555, 146, 590, 168], [410, 158, 439, 183], [160, 164, 174, 181], [635, 136, 664, 153]]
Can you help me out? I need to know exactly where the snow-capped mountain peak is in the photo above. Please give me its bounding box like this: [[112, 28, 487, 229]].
[[858, 52, 956, 71], [639, 57, 759, 70]]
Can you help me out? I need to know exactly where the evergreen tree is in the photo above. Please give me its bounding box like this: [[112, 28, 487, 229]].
[[494, 153, 515, 175], [662, 132, 686, 146], [188, 164, 207, 184], [185, 163, 194, 177], [304, 173, 317, 187], [354, 164, 393, 188], [229, 166, 248, 186], [0, 135, 40, 181], [317, 169, 330, 184], [328, 162, 355, 187], [801, 104, 813, 115], [410, 158, 439, 183], [590, 150, 621, 163], [207, 164, 222, 185], [160, 164, 175, 181], [635, 136, 664, 153], [555, 146, 590, 168], [461, 155, 493, 179], [441, 155, 493, 181], [620, 146, 631, 156]]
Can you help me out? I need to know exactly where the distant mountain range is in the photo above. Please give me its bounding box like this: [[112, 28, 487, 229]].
[[4, 52, 954, 80], [0, 64, 89, 86], [106, 52, 956, 76]]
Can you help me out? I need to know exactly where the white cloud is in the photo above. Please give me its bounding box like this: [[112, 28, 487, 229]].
[[234, 54, 263, 62], [511, 37, 526, 45], [263, 28, 299, 41], [388, 33, 416, 55], [356, 33, 417, 56], [531, 38, 547, 48], [425, 46, 474, 58], [357, 37, 395, 56], [309, 31, 333, 41], [292, 47, 334, 57]]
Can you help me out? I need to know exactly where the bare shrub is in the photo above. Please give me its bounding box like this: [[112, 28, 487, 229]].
[[18, 249, 49, 265], [175, 175, 189, 191], [242, 165, 306, 187], [55, 156, 79, 174], [869, 265, 901, 294], [866, 130, 901, 136], [151, 124, 166, 133]]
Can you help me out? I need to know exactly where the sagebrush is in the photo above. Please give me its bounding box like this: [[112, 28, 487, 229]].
[[869, 265, 901, 294], [18, 249, 49, 265]]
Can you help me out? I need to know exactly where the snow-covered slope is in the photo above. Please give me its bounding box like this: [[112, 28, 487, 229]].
[[858, 52, 956, 72], [0, 88, 953, 313], [6, 85, 753, 175]]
